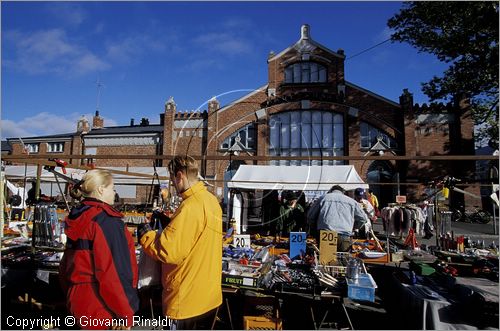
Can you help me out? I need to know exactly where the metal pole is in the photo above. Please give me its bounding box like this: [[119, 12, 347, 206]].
[[53, 175, 70, 212], [493, 201, 497, 235], [435, 187, 440, 249], [493, 182, 498, 235], [396, 172, 400, 196]]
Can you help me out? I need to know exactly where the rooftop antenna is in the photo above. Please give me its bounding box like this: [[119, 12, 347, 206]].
[[95, 77, 105, 113]]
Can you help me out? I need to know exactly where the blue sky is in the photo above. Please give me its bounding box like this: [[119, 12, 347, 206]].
[[1, 1, 450, 139]]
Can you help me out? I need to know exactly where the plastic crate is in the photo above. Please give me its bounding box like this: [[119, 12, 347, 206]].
[[243, 316, 283, 330], [347, 273, 377, 302]]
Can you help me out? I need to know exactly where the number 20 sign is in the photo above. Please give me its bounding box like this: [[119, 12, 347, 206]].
[[234, 234, 251, 249]]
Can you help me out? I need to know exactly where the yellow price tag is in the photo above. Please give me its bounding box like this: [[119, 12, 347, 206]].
[[319, 230, 338, 264]]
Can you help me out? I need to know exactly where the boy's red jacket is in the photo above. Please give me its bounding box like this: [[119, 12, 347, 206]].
[[59, 198, 139, 326]]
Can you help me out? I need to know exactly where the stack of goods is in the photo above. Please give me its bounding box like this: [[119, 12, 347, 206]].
[[262, 253, 320, 293], [1, 245, 32, 267], [222, 246, 267, 289], [32, 203, 64, 248]]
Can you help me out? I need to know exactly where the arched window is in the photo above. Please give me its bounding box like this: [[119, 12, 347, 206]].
[[220, 123, 256, 150], [360, 122, 397, 149], [269, 110, 344, 166], [284, 62, 327, 84]]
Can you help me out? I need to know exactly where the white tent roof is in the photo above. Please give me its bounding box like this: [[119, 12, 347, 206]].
[[3, 166, 169, 185], [227, 165, 368, 191]]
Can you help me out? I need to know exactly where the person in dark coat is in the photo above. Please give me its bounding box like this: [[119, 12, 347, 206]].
[[277, 191, 306, 236], [59, 169, 139, 330]]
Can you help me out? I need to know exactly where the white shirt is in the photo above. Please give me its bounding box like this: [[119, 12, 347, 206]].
[[6, 180, 27, 209]]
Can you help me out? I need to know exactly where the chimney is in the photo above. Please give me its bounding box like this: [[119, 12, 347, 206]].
[[77, 115, 90, 133], [208, 96, 220, 113], [92, 111, 104, 129], [130, 118, 135, 126], [160, 113, 165, 126], [140, 118, 149, 126]]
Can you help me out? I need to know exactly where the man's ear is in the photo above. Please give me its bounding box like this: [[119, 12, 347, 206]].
[[175, 171, 184, 181]]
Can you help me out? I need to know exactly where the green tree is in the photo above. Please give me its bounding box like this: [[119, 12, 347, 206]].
[[388, 1, 499, 149]]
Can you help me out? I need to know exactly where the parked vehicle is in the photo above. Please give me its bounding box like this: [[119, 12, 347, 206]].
[[452, 205, 492, 224]]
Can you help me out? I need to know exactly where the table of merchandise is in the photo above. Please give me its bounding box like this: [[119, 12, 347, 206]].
[[389, 270, 499, 330]]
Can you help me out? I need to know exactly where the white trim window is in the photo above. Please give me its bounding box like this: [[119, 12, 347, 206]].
[[47, 142, 64, 153], [360, 122, 397, 149], [269, 110, 344, 166], [284, 62, 327, 84], [26, 143, 39, 154], [220, 124, 256, 150]]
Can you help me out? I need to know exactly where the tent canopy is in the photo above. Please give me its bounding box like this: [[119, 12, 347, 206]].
[[227, 165, 369, 191], [3, 166, 169, 185]]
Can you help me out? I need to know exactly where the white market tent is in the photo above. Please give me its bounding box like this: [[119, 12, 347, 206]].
[[227, 165, 369, 191], [3, 166, 169, 185], [3, 166, 169, 199], [226, 165, 368, 233]]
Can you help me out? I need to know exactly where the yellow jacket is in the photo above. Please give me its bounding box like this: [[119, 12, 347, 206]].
[[140, 181, 222, 319]]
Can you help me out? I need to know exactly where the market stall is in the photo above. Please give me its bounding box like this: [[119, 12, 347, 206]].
[[226, 165, 369, 234]]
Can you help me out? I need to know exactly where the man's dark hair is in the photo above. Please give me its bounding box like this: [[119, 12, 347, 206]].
[[329, 185, 345, 193]]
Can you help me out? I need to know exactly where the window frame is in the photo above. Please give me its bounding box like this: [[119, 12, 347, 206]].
[[284, 61, 328, 84], [47, 142, 65, 153], [26, 143, 39, 154]]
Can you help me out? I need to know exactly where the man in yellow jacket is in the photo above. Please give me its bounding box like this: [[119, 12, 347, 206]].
[[138, 155, 222, 329]]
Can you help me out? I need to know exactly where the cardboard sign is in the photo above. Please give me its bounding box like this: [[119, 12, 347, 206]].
[[289, 232, 306, 260], [319, 230, 338, 264], [395, 195, 407, 204], [233, 234, 251, 249]]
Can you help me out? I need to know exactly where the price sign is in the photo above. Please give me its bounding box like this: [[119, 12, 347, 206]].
[[234, 234, 251, 249], [319, 230, 338, 264], [289, 232, 306, 260], [396, 195, 407, 204]]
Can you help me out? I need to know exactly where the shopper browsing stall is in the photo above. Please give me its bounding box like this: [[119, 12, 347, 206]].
[[59, 169, 139, 330], [307, 185, 370, 251], [367, 189, 379, 216], [354, 188, 376, 223], [138, 155, 222, 330], [277, 190, 306, 236]]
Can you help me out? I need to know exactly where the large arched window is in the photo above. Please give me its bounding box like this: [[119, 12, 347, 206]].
[[284, 62, 327, 83], [220, 123, 256, 151], [360, 122, 397, 149], [269, 110, 344, 166]]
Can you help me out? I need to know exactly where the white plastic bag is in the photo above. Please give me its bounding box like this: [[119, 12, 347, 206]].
[[137, 248, 161, 288], [137, 219, 162, 289]]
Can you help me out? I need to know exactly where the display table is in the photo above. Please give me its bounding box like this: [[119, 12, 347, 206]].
[[389, 271, 498, 330]]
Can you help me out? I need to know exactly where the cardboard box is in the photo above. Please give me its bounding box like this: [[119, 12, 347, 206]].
[[222, 274, 260, 289]]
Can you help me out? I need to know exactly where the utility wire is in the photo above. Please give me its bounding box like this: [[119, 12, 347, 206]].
[[346, 38, 392, 60]]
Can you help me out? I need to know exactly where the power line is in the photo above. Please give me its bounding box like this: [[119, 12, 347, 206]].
[[346, 38, 391, 60]]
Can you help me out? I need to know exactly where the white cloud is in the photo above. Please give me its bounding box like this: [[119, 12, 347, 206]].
[[46, 3, 87, 27], [193, 32, 252, 55], [105, 34, 167, 64], [1, 112, 118, 139], [3, 29, 109, 76]]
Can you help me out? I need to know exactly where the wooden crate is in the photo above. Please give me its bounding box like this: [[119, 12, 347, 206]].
[[243, 316, 283, 330]]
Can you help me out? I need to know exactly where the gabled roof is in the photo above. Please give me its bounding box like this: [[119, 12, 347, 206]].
[[217, 84, 268, 114], [268, 24, 345, 62], [6, 132, 75, 142], [85, 125, 164, 136], [345, 81, 400, 108]]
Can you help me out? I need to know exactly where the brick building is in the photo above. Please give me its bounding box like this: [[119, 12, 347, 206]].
[[6, 24, 481, 208]]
